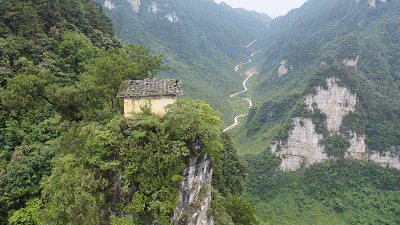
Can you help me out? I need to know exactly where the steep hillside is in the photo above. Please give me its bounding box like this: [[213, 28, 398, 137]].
[[96, 0, 270, 123], [229, 2, 400, 223], [233, 0, 400, 157], [0, 1, 259, 224]]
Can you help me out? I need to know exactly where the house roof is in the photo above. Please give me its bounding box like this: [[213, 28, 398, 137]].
[[116, 78, 183, 98]]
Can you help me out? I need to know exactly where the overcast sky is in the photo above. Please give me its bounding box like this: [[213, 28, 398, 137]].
[[213, 0, 309, 18]]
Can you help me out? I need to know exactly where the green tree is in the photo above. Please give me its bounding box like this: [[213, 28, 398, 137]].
[[58, 32, 96, 75], [164, 98, 222, 156], [337, 33, 359, 60], [8, 197, 44, 225], [40, 154, 107, 225], [226, 195, 259, 225], [0, 66, 55, 111], [81, 44, 169, 110], [212, 132, 247, 196], [1, 0, 45, 40]]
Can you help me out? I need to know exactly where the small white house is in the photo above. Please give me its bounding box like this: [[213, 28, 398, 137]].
[[117, 78, 183, 119]]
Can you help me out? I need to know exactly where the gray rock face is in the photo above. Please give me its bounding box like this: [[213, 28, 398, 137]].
[[273, 77, 400, 171], [171, 154, 214, 225], [271, 118, 330, 171], [304, 77, 357, 133], [369, 151, 400, 169], [103, 143, 214, 224], [278, 60, 289, 77], [100, 172, 138, 224]]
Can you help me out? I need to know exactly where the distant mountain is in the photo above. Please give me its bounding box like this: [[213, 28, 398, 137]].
[[218, 2, 272, 28], [234, 0, 400, 223], [96, 0, 270, 123], [234, 0, 400, 159]]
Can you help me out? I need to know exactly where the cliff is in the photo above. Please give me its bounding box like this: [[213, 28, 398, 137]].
[[104, 143, 215, 224], [171, 153, 214, 225], [272, 77, 400, 171]]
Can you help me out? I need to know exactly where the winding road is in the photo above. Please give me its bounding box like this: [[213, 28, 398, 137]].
[[223, 37, 260, 133]]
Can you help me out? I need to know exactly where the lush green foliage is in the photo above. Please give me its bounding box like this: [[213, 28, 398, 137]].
[[0, 97, 224, 224], [8, 198, 43, 225], [0, 0, 174, 223], [209, 189, 260, 225], [244, 149, 400, 224], [40, 155, 108, 225], [212, 133, 247, 196], [117, 99, 222, 224]]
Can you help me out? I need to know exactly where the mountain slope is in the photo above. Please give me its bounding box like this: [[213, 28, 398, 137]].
[[230, 1, 400, 223], [97, 0, 271, 123], [232, 0, 400, 158]]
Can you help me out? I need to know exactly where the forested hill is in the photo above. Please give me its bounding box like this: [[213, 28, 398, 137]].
[[233, 0, 400, 155], [0, 0, 257, 224], [0, 0, 162, 223], [226, 0, 400, 223], [96, 0, 271, 123]]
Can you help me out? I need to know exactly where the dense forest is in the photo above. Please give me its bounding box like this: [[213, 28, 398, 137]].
[[244, 149, 400, 224], [0, 0, 259, 224], [2, 0, 400, 224]]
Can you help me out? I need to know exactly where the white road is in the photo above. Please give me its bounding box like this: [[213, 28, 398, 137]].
[[223, 37, 260, 133]]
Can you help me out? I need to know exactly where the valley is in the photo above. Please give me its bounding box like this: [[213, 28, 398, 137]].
[[1, 0, 400, 224], [223, 37, 260, 132]]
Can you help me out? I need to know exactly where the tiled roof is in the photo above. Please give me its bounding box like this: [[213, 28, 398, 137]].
[[116, 78, 183, 98]]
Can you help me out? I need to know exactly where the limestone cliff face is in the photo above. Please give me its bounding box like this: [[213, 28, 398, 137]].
[[271, 118, 329, 171], [104, 144, 214, 224], [272, 77, 400, 171], [278, 60, 292, 77], [304, 77, 357, 133], [171, 153, 214, 225]]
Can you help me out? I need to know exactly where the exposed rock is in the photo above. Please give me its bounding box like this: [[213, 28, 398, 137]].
[[369, 151, 400, 169], [343, 55, 359, 68], [100, 172, 138, 223], [149, 2, 160, 13], [366, 0, 387, 8], [345, 131, 366, 159], [166, 11, 179, 23], [368, 0, 377, 7], [104, 0, 116, 10], [271, 118, 329, 171], [171, 154, 214, 225], [245, 66, 259, 77], [278, 60, 288, 77], [272, 77, 400, 171], [128, 0, 140, 13], [305, 78, 357, 133]]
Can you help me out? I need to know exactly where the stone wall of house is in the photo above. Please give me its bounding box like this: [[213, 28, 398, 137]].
[[123, 96, 177, 118]]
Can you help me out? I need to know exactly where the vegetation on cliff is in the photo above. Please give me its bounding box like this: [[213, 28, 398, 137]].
[[244, 150, 400, 224], [0, 0, 259, 224]]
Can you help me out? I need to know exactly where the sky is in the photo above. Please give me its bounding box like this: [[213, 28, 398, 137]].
[[213, 0, 309, 18]]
